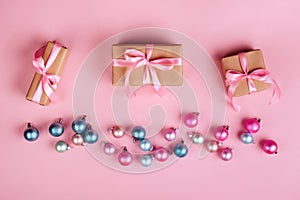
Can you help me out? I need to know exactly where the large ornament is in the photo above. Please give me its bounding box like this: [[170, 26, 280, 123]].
[[109, 126, 125, 139], [118, 147, 133, 166], [71, 115, 87, 134], [162, 128, 178, 141], [55, 141, 71, 153], [244, 118, 261, 133], [49, 118, 64, 137], [24, 123, 39, 142], [213, 125, 229, 141], [187, 131, 205, 144], [183, 112, 200, 128], [131, 126, 146, 141], [173, 140, 188, 158], [261, 139, 278, 154]]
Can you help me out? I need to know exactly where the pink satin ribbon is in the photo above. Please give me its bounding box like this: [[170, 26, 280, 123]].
[[31, 43, 62, 103], [225, 52, 281, 111], [113, 44, 182, 96]]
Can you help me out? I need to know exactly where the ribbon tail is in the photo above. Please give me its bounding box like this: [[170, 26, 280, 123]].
[[268, 78, 281, 105], [227, 83, 241, 112], [149, 66, 163, 97]]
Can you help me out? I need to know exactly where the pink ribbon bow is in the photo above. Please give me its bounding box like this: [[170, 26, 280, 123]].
[[225, 52, 281, 111], [31, 43, 62, 103], [113, 44, 182, 96]]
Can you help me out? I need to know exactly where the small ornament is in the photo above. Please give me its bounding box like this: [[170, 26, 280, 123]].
[[139, 138, 153, 151], [213, 125, 229, 141], [55, 141, 71, 153], [49, 118, 64, 137], [140, 154, 153, 167], [261, 139, 278, 154], [24, 123, 39, 142], [153, 147, 169, 162], [240, 132, 254, 144], [82, 125, 99, 144], [187, 131, 205, 144], [131, 126, 146, 141], [109, 126, 125, 139], [72, 115, 87, 134], [103, 142, 116, 155], [71, 133, 85, 146], [162, 127, 178, 141], [206, 140, 220, 152], [244, 118, 261, 133], [118, 147, 133, 166], [173, 140, 188, 158], [218, 147, 233, 161], [183, 112, 200, 128]]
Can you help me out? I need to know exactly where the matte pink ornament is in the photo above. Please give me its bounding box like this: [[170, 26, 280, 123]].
[[184, 112, 200, 128], [153, 147, 169, 162], [118, 148, 133, 166], [218, 147, 233, 161], [213, 125, 229, 141], [261, 140, 278, 154], [109, 126, 125, 139], [162, 128, 178, 141], [103, 143, 116, 155], [244, 118, 261, 133]]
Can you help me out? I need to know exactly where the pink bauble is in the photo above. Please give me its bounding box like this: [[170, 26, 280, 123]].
[[184, 112, 199, 128], [244, 118, 260, 133], [162, 128, 178, 141], [109, 126, 125, 138], [118, 150, 133, 166], [261, 140, 278, 154], [103, 143, 116, 155], [71, 134, 84, 146], [218, 147, 233, 161], [153, 147, 169, 162], [213, 126, 229, 141]]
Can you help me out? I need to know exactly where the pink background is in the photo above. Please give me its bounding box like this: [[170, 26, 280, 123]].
[[1, 0, 300, 199]]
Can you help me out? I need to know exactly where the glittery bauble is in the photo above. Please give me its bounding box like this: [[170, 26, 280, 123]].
[[183, 112, 199, 128], [219, 147, 233, 161], [244, 118, 260, 133], [153, 147, 169, 162], [131, 126, 146, 141], [261, 140, 278, 154], [49, 121, 64, 137], [71, 134, 84, 146], [55, 141, 70, 153], [139, 139, 153, 151], [240, 132, 254, 144], [162, 128, 178, 141], [24, 125, 39, 142], [103, 143, 116, 155], [173, 142, 188, 158], [213, 126, 229, 141], [110, 126, 125, 139], [118, 150, 133, 166], [140, 154, 153, 167], [83, 129, 99, 144]]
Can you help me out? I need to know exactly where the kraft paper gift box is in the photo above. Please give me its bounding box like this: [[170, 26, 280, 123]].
[[112, 44, 183, 86], [26, 41, 69, 106]]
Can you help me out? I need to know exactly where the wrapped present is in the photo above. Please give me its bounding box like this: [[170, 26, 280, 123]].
[[112, 44, 183, 93], [221, 49, 280, 111], [26, 41, 69, 106]]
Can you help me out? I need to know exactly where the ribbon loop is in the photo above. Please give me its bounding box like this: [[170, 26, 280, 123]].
[[225, 52, 281, 111]]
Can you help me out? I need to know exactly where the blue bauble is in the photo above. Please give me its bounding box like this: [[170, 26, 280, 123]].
[[139, 139, 153, 151], [173, 143, 188, 158], [24, 126, 39, 142], [49, 122, 64, 137], [72, 118, 87, 134], [141, 154, 153, 167], [131, 126, 146, 140], [240, 132, 254, 144], [83, 129, 99, 144]]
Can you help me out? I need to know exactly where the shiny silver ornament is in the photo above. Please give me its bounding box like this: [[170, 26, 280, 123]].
[[55, 141, 71, 153], [188, 132, 205, 144], [140, 154, 153, 167], [206, 140, 220, 152]]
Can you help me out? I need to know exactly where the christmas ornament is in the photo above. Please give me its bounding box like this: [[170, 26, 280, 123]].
[[103, 142, 116, 155], [83, 125, 99, 144], [183, 112, 200, 128], [109, 126, 125, 139], [71, 133, 85, 146], [72, 115, 87, 134], [261, 139, 278, 154], [140, 154, 153, 167], [162, 127, 178, 141], [49, 118, 64, 137], [153, 147, 169, 162], [187, 131, 205, 144], [139, 138, 153, 151], [218, 147, 233, 161], [206, 140, 220, 152], [244, 118, 261, 133], [131, 126, 146, 141], [173, 140, 188, 158], [55, 141, 71, 153], [213, 125, 229, 141], [240, 132, 254, 144], [118, 147, 133, 166], [24, 123, 39, 142]]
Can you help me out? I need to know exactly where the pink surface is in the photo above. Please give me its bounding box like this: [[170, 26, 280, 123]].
[[1, 0, 300, 199]]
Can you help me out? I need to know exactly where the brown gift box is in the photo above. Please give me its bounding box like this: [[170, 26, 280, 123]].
[[26, 41, 69, 106], [112, 44, 183, 86], [221, 49, 270, 97]]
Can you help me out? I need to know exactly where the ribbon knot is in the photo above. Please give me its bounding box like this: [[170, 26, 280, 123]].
[[31, 43, 62, 103], [225, 52, 281, 111], [113, 44, 182, 96]]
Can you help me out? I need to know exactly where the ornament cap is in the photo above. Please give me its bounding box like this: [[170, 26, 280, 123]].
[[257, 118, 261, 123], [192, 112, 200, 116], [27, 123, 32, 128], [223, 125, 229, 130]]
